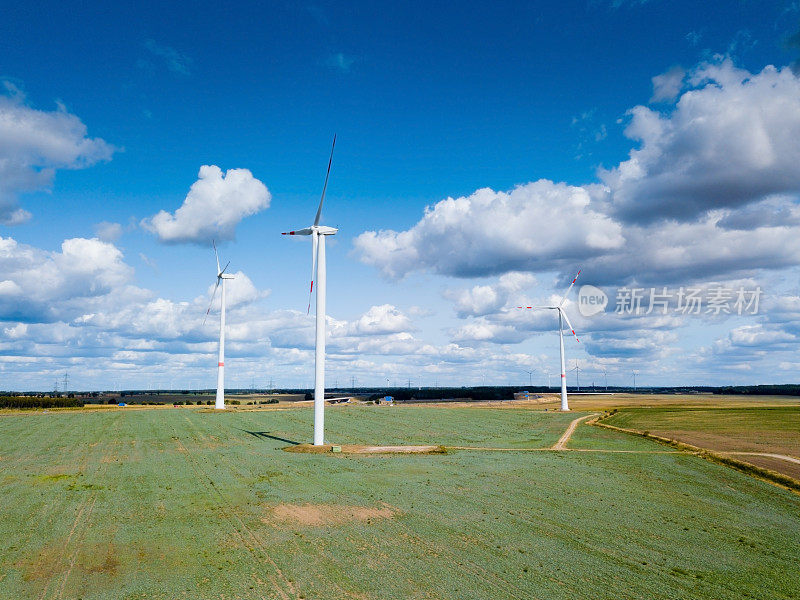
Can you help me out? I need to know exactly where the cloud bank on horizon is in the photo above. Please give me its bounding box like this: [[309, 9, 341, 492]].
[[3, 53, 800, 389]]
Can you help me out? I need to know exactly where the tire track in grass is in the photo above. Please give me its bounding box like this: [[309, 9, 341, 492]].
[[332, 459, 528, 599], [16, 415, 95, 574], [234, 406, 468, 598], [54, 413, 122, 599], [229, 412, 390, 599], [392, 508, 529, 600], [234, 409, 614, 598], [224, 410, 434, 598], [36, 494, 93, 600], [54, 494, 99, 599], [190, 413, 364, 600], [37, 412, 119, 600], [238, 409, 608, 599], [168, 421, 297, 600]]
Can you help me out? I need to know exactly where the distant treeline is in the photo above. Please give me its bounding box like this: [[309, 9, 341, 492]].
[[367, 387, 522, 402], [0, 396, 84, 409], [4, 384, 800, 402], [713, 385, 800, 396]]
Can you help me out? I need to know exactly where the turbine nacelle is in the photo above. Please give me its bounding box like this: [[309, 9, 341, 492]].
[[282, 225, 338, 236]]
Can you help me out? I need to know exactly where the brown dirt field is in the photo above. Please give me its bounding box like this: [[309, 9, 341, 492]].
[[264, 503, 399, 527], [729, 455, 800, 481], [643, 429, 800, 457]]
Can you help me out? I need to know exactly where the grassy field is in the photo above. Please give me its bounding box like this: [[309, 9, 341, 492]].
[[0, 404, 799, 599], [602, 406, 800, 479]]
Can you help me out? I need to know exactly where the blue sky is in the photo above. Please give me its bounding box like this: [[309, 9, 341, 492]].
[[2, 1, 800, 390]]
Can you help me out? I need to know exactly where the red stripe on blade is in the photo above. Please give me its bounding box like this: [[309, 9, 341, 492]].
[[218, 362, 224, 367]]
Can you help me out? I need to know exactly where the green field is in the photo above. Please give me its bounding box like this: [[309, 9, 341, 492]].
[[1, 405, 799, 599]]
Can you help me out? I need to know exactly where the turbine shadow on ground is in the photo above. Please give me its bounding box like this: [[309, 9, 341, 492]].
[[241, 429, 301, 446]]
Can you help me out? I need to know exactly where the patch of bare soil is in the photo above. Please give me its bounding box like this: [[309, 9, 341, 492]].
[[17, 544, 61, 581], [264, 503, 399, 527], [285, 443, 445, 454], [76, 543, 120, 576]]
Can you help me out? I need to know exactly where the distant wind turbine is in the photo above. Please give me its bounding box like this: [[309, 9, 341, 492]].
[[204, 241, 234, 410], [518, 270, 581, 411], [525, 369, 535, 387], [570, 361, 581, 391], [282, 135, 338, 445]]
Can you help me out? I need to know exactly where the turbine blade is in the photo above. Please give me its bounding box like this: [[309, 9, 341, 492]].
[[559, 308, 580, 342], [282, 227, 313, 236], [213, 240, 220, 274], [307, 231, 318, 314], [313, 134, 336, 226], [203, 279, 221, 325], [558, 269, 582, 307], [220, 260, 231, 275]]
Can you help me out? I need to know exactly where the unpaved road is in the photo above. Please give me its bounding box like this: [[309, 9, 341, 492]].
[[551, 413, 598, 450], [722, 451, 800, 464]]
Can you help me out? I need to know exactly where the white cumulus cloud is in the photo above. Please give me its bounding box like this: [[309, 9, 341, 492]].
[[0, 82, 115, 224], [94, 221, 123, 242], [650, 65, 685, 103], [142, 165, 270, 244], [444, 272, 536, 317], [344, 304, 414, 336], [604, 58, 800, 222], [353, 180, 623, 279], [202, 271, 268, 311], [0, 236, 133, 322]]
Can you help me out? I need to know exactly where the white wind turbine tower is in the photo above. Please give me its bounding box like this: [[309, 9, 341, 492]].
[[282, 135, 338, 445], [204, 241, 234, 410], [518, 270, 581, 411]]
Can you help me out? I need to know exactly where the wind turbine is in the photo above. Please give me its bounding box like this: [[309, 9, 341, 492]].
[[525, 369, 535, 387], [571, 361, 581, 391], [518, 270, 581, 411], [282, 135, 338, 445], [204, 241, 234, 410]]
